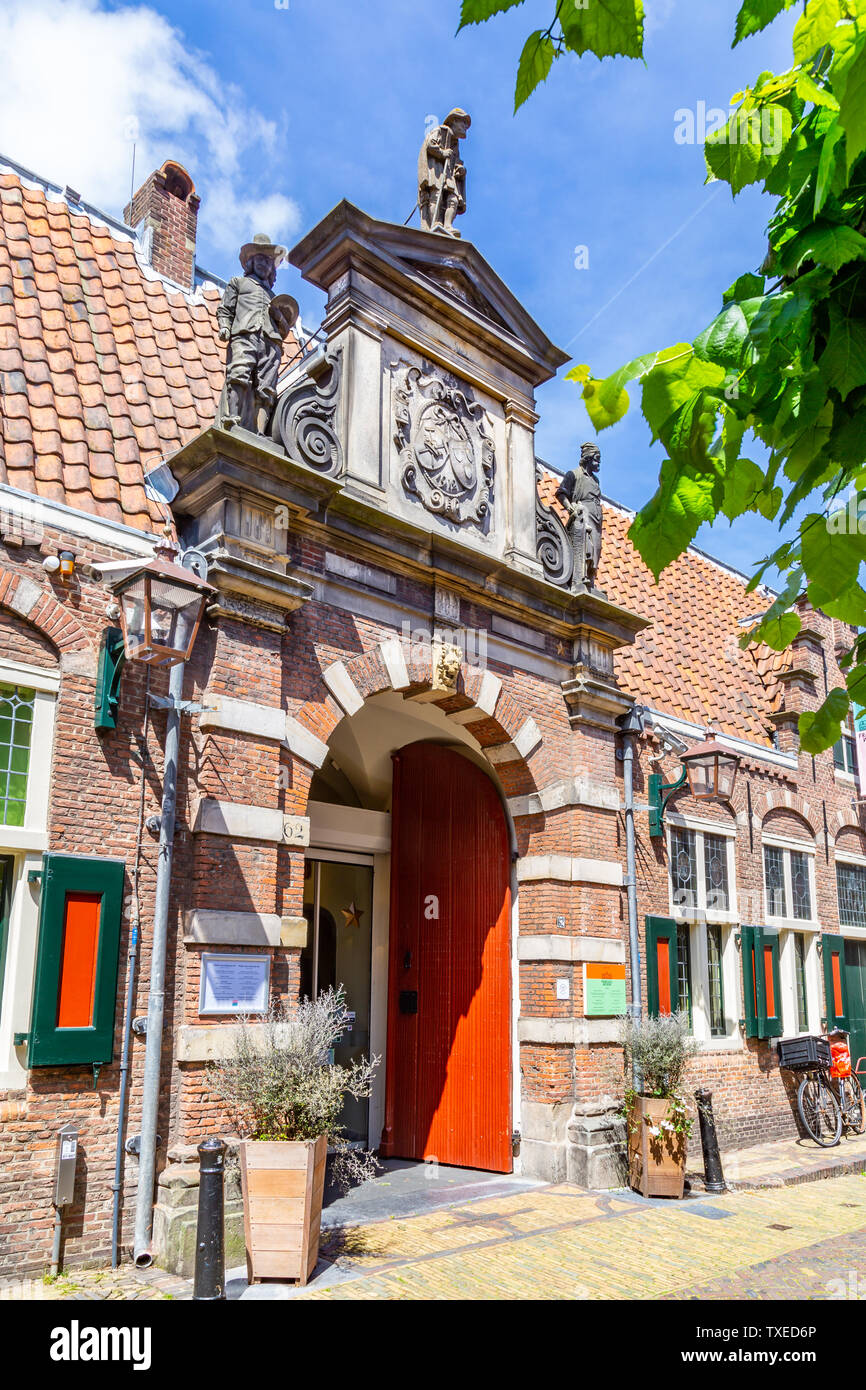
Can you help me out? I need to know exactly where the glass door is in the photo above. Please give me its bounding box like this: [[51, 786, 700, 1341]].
[[302, 857, 374, 1143]]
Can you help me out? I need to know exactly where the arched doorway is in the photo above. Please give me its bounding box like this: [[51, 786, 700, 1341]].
[[380, 741, 512, 1172]]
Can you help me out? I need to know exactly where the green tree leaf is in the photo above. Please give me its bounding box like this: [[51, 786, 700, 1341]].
[[560, 0, 644, 59], [580, 376, 630, 430], [457, 0, 526, 28], [515, 30, 556, 111], [779, 219, 866, 273], [629, 458, 722, 579], [832, 30, 866, 172], [733, 0, 798, 46], [799, 686, 850, 753], [820, 304, 866, 401], [800, 509, 866, 600], [792, 0, 844, 66]]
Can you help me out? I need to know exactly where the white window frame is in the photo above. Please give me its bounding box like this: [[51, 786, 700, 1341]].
[[779, 929, 822, 1037], [0, 659, 58, 1088], [666, 815, 740, 1048], [762, 833, 819, 933]]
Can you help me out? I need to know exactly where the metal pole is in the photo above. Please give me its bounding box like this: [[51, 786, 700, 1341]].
[[133, 658, 185, 1265], [621, 712, 643, 1092], [193, 1137, 227, 1301], [695, 1087, 726, 1194], [51, 1207, 62, 1277]]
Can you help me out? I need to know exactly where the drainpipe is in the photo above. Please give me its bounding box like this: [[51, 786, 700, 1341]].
[[618, 705, 645, 1092], [133, 657, 185, 1266]]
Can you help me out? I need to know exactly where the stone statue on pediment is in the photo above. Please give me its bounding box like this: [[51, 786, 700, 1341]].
[[418, 109, 471, 237], [555, 443, 603, 592], [216, 233, 298, 435]]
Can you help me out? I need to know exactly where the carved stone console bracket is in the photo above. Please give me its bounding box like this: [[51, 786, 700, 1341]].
[[270, 345, 343, 478], [535, 464, 573, 588]]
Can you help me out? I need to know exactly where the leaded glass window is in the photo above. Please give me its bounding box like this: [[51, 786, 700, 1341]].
[[764, 845, 787, 917], [676, 922, 692, 1027], [790, 850, 812, 920], [837, 861, 866, 928], [794, 933, 808, 1032], [0, 684, 34, 827], [707, 923, 725, 1036], [703, 833, 729, 911], [671, 826, 698, 910]]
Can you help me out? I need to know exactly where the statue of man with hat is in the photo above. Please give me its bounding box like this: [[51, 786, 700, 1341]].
[[216, 233, 299, 434], [417, 108, 471, 237]]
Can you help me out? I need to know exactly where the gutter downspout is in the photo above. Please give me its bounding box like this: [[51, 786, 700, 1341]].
[[619, 705, 644, 1093], [132, 657, 185, 1266]]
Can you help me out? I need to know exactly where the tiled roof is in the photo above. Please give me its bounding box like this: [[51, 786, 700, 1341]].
[[0, 168, 297, 533], [537, 470, 778, 744]]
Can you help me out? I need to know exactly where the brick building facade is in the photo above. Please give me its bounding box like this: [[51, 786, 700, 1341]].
[[0, 152, 864, 1276]]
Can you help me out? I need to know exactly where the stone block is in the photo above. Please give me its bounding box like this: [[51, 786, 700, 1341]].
[[183, 908, 282, 947], [280, 915, 308, 948], [566, 1099, 628, 1190]]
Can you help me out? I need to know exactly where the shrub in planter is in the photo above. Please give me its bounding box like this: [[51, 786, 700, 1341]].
[[620, 1011, 700, 1199], [209, 988, 379, 1285]]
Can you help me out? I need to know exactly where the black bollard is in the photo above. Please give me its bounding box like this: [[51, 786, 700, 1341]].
[[694, 1087, 726, 1195], [193, 1136, 226, 1301]]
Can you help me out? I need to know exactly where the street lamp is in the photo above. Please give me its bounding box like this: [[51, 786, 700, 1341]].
[[113, 551, 213, 666], [648, 731, 740, 837], [680, 734, 740, 801]]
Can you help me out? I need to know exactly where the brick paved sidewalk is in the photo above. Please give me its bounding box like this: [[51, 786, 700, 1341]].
[[687, 1128, 866, 1191], [0, 1265, 191, 1301]]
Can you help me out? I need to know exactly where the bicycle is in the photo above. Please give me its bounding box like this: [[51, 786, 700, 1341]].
[[780, 1032, 866, 1148]]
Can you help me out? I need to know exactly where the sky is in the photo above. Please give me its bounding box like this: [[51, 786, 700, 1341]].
[[0, 0, 801, 583]]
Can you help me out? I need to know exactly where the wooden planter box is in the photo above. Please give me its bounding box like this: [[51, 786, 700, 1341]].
[[627, 1096, 686, 1199], [239, 1135, 328, 1285]]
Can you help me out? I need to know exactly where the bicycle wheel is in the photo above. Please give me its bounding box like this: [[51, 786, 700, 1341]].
[[840, 1074, 866, 1135], [797, 1073, 842, 1146]]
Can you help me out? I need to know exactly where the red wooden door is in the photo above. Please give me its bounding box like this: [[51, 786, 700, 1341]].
[[381, 741, 512, 1172]]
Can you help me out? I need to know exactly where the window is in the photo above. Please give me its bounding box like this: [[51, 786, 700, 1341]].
[[664, 819, 738, 1045], [0, 685, 35, 827], [763, 840, 816, 923], [837, 860, 866, 928], [707, 923, 725, 1036], [676, 922, 692, 1026], [671, 826, 698, 910], [668, 821, 735, 918], [703, 833, 730, 910], [833, 732, 857, 775], [794, 933, 808, 1032]]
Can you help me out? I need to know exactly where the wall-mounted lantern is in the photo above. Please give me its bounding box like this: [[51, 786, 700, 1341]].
[[648, 732, 740, 837], [112, 550, 214, 667]]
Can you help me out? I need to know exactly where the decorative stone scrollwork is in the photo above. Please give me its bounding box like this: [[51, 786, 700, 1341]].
[[393, 365, 495, 529], [270, 346, 343, 477], [535, 464, 573, 588]]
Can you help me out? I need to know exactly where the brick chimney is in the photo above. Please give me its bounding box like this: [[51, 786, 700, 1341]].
[[124, 160, 200, 288]]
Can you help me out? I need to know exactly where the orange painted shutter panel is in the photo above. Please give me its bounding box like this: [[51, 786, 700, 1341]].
[[832, 951, 844, 1018], [56, 893, 102, 1028], [657, 939, 671, 1015], [763, 945, 776, 1018]]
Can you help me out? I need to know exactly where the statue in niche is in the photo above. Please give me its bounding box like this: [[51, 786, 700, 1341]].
[[418, 109, 471, 237], [555, 442, 603, 591], [216, 233, 299, 434]]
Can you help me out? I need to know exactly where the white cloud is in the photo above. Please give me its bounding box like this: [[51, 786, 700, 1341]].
[[0, 0, 300, 253]]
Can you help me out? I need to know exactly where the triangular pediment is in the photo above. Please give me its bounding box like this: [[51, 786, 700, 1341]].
[[290, 201, 570, 387]]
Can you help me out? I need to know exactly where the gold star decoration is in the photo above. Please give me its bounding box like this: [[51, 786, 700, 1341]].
[[341, 901, 364, 929]]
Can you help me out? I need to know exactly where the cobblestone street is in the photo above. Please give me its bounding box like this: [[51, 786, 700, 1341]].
[[5, 1172, 866, 1303]]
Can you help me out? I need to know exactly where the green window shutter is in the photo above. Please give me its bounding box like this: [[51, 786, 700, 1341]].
[[742, 926, 782, 1038], [822, 933, 850, 1030], [645, 916, 678, 1018], [0, 855, 15, 1026], [27, 853, 126, 1068]]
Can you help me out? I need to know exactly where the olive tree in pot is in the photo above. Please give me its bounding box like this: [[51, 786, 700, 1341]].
[[621, 1011, 700, 1199], [209, 988, 379, 1286]]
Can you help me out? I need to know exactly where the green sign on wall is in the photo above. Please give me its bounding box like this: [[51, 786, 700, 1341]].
[[584, 962, 627, 1016]]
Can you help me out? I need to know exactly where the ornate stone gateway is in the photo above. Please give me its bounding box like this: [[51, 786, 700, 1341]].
[[393, 365, 495, 528]]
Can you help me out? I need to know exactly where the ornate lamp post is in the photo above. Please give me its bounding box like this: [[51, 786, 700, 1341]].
[[107, 544, 213, 1268]]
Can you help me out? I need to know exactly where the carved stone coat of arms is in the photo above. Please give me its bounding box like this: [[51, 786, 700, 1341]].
[[393, 366, 495, 528]]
